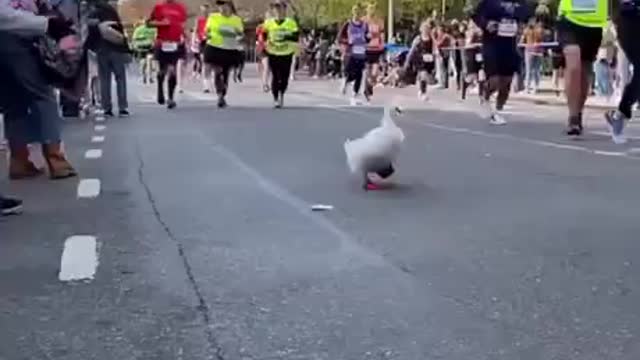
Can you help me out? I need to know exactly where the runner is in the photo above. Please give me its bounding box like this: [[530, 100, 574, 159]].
[[256, 14, 270, 91], [461, 21, 485, 101], [339, 4, 370, 105], [195, 5, 210, 91], [557, 0, 607, 136], [404, 20, 436, 101], [471, 0, 530, 125], [604, 0, 640, 143], [189, 28, 203, 78], [203, 0, 244, 108], [131, 20, 157, 84], [147, 0, 187, 109], [261, 0, 300, 108], [364, 2, 385, 102]]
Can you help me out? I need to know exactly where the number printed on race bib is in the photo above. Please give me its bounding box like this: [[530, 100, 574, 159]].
[[352, 45, 366, 55], [422, 53, 434, 62], [475, 53, 483, 62], [497, 19, 517, 37], [161, 42, 178, 52]]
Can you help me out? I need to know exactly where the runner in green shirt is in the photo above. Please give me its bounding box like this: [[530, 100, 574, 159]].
[[131, 21, 157, 84]]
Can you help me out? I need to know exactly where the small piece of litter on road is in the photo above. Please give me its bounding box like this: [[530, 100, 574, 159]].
[[311, 204, 334, 211]]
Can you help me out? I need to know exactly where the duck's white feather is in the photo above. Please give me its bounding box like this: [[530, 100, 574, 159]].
[[344, 105, 405, 175]]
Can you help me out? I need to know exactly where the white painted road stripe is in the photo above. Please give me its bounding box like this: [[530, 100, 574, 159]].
[[95, 116, 105, 123], [84, 149, 103, 159], [95, 125, 106, 132], [91, 135, 105, 143], [77, 179, 101, 198], [59, 235, 99, 282]]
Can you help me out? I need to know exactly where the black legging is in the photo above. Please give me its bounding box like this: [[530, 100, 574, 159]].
[[214, 65, 231, 97], [454, 50, 463, 90], [345, 57, 366, 94], [268, 54, 293, 100], [616, 15, 640, 118]]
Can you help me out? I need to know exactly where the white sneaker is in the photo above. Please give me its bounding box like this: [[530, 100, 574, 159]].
[[419, 92, 429, 101], [490, 111, 507, 125], [350, 96, 361, 106]]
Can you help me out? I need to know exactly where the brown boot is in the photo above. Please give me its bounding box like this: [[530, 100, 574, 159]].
[[42, 143, 77, 180], [9, 144, 43, 180]]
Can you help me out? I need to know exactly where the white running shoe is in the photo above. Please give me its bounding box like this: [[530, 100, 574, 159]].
[[490, 111, 507, 125], [419, 92, 429, 102], [350, 95, 361, 106]]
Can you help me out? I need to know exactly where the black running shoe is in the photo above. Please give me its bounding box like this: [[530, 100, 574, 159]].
[[217, 97, 227, 108], [118, 110, 130, 118], [104, 110, 114, 117], [167, 100, 176, 109], [1, 196, 23, 216], [565, 124, 583, 137]]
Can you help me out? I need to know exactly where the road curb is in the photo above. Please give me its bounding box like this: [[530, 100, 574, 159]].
[[511, 95, 613, 110]]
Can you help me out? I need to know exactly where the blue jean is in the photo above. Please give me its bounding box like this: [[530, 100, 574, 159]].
[[525, 52, 542, 90], [0, 34, 63, 147], [594, 60, 613, 97], [97, 49, 129, 112]]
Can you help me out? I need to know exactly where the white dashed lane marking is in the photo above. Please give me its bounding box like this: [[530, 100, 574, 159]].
[[77, 179, 101, 198], [59, 235, 99, 282], [91, 135, 105, 143], [95, 125, 106, 132], [84, 149, 103, 159]]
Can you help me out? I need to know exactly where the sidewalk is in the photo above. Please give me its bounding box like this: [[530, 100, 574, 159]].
[[510, 78, 616, 110]]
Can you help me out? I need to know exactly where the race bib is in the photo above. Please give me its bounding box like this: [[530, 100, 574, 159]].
[[498, 19, 517, 37], [219, 25, 237, 37], [572, 0, 598, 11], [161, 42, 178, 52], [475, 53, 483, 62], [352, 45, 366, 55], [422, 53, 434, 62], [274, 29, 287, 42]]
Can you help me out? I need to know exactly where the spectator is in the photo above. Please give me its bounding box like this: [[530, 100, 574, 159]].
[[0, 0, 74, 214], [1, 0, 77, 181], [87, 0, 130, 117], [434, 24, 452, 89], [522, 19, 544, 93]]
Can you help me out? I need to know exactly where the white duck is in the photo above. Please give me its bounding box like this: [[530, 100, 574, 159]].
[[344, 102, 405, 190]]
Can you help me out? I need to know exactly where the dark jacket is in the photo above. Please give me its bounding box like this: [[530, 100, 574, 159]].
[[86, 1, 129, 53]]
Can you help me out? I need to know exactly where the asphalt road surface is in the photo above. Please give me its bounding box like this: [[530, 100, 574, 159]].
[[1, 70, 639, 360]]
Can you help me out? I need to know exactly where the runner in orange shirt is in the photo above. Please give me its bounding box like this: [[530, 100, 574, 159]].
[[364, 2, 384, 102]]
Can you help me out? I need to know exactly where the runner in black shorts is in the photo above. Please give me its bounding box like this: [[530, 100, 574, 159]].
[[147, 0, 187, 109], [405, 21, 436, 101], [471, 0, 530, 125], [556, 9, 605, 136], [461, 24, 485, 101], [364, 3, 385, 102]]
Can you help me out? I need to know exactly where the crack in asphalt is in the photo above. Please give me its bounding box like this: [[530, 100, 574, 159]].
[[135, 141, 226, 360]]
